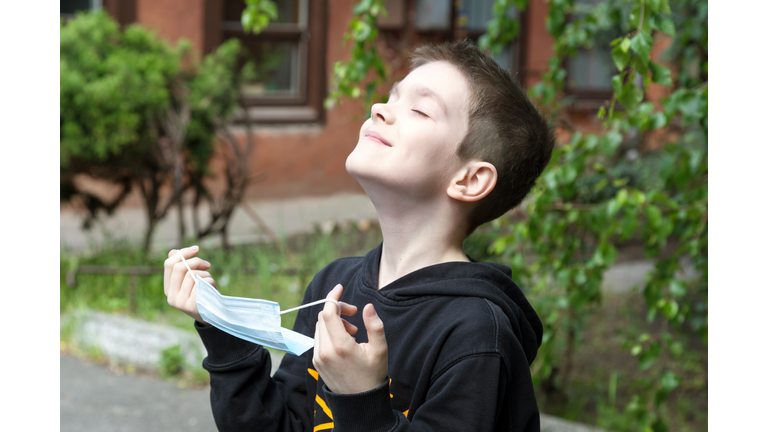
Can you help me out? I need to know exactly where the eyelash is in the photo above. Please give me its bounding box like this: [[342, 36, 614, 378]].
[[411, 109, 429, 118]]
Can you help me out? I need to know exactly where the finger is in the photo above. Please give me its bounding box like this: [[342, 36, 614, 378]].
[[200, 275, 216, 289], [175, 269, 197, 307], [184, 274, 216, 310], [164, 245, 200, 289], [167, 245, 200, 259], [321, 303, 353, 344], [168, 257, 211, 294], [313, 313, 328, 365], [363, 304, 387, 353], [342, 318, 358, 336], [339, 301, 358, 317], [168, 258, 210, 299], [322, 284, 343, 317]]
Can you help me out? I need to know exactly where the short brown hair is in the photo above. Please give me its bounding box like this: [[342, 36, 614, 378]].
[[410, 40, 555, 235]]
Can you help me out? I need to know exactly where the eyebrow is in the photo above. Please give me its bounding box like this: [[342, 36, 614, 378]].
[[389, 81, 448, 115]]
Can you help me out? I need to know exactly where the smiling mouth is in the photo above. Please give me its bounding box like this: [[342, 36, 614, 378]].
[[364, 131, 392, 147]]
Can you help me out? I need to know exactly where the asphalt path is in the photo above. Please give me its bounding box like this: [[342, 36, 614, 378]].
[[60, 354, 217, 432], [60, 352, 604, 432]]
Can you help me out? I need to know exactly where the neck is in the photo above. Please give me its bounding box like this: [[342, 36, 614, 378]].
[[367, 189, 469, 289]]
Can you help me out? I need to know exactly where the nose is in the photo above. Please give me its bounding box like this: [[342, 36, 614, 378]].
[[371, 103, 393, 124]]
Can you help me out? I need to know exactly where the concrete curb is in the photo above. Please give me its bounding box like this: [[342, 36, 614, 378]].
[[61, 309, 285, 376]]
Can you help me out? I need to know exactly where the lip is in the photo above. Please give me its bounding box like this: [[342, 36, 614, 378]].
[[364, 130, 392, 147]]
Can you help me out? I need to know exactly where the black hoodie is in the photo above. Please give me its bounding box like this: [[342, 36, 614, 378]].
[[196, 244, 543, 432]]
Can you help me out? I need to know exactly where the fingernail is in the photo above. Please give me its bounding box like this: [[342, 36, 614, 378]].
[[367, 304, 377, 317], [190, 245, 199, 250]]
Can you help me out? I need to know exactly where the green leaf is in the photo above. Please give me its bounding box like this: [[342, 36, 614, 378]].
[[630, 33, 653, 61], [353, 0, 373, 15], [616, 188, 628, 207], [649, 112, 667, 129], [607, 198, 622, 217], [646, 205, 662, 228], [619, 80, 641, 112], [612, 74, 624, 97], [631, 345, 642, 356], [660, 17, 676, 37], [663, 299, 679, 319], [647, 0, 661, 13], [650, 62, 672, 86], [619, 37, 631, 53], [660, 371, 679, 391], [601, 131, 623, 156], [611, 45, 631, 71], [660, 0, 672, 14]]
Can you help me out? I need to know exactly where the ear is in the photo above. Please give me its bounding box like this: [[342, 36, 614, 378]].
[[446, 161, 498, 203]]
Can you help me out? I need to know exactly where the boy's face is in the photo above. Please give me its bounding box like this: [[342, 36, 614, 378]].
[[346, 61, 471, 199]]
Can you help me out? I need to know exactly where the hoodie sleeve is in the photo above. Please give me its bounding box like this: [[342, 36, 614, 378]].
[[323, 352, 537, 432], [195, 307, 314, 432]]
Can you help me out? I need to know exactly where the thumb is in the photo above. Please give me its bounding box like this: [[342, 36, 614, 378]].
[[363, 304, 387, 350]]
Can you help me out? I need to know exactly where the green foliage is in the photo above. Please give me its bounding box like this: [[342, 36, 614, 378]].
[[241, 0, 278, 34], [480, 1, 708, 430], [158, 344, 185, 378], [61, 12, 255, 251], [60, 11, 178, 167], [325, 0, 389, 111], [478, 0, 529, 55]]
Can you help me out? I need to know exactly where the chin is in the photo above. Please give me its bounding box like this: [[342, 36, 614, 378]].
[[345, 143, 370, 178]]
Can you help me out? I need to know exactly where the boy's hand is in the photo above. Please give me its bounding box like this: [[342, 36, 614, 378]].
[[313, 284, 388, 394], [163, 245, 215, 326]]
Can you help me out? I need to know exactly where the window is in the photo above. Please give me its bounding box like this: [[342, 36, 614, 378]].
[[455, 0, 522, 74], [565, 0, 620, 108], [222, 0, 327, 123], [408, 0, 525, 76], [62, 0, 135, 28], [61, 0, 101, 20]]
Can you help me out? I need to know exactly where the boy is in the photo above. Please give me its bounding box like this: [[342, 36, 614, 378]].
[[164, 40, 554, 431]]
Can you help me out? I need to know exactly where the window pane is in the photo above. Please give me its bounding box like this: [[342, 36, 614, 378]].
[[239, 40, 301, 98], [457, 0, 518, 32], [414, 0, 452, 31], [61, 0, 96, 15], [568, 49, 614, 92], [492, 44, 513, 71]]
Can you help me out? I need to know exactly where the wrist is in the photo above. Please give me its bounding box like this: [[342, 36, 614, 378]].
[[323, 379, 398, 432]]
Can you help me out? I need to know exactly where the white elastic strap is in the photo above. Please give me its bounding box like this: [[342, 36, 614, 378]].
[[280, 298, 341, 316], [176, 250, 195, 275]]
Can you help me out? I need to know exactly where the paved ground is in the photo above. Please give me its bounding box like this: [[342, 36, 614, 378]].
[[61, 354, 217, 432]]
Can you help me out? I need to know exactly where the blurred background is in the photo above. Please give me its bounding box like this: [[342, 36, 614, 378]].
[[60, 1, 708, 431]]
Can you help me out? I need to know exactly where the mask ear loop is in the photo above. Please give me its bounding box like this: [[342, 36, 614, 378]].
[[176, 250, 194, 273], [176, 250, 340, 315], [280, 298, 342, 316]]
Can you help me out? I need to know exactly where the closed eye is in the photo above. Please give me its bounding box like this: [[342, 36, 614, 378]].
[[411, 109, 429, 118]]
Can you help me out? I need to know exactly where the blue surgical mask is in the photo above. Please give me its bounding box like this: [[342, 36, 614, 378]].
[[177, 251, 339, 356]]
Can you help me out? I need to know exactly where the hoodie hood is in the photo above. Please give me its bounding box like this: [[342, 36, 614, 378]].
[[360, 244, 543, 365]]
